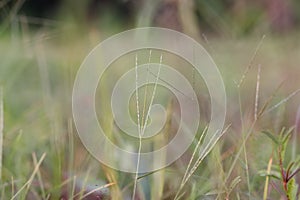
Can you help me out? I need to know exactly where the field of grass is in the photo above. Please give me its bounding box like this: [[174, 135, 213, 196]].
[[1, 20, 300, 200]]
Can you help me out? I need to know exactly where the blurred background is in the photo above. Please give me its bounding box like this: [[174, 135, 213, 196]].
[[1, 0, 300, 199], [2, 0, 300, 35]]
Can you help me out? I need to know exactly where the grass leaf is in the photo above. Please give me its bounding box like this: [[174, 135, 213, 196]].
[[287, 178, 298, 200], [262, 131, 279, 145]]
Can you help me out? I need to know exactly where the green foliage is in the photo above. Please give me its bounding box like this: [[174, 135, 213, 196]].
[[287, 178, 298, 200], [261, 127, 300, 199], [262, 130, 279, 145], [258, 169, 281, 180]]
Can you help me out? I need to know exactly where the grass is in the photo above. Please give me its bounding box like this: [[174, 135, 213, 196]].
[[1, 21, 300, 200]]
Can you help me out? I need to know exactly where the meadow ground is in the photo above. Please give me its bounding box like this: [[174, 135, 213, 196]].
[[1, 26, 300, 199]]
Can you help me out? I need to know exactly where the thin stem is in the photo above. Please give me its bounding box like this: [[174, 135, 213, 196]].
[[263, 155, 273, 200], [278, 148, 287, 192], [181, 126, 208, 186], [174, 125, 230, 200], [132, 54, 141, 200], [73, 183, 115, 199], [141, 54, 162, 135], [183, 126, 230, 187], [237, 82, 251, 198], [225, 121, 256, 182], [243, 138, 251, 199], [264, 88, 300, 115], [135, 54, 141, 135], [286, 162, 294, 180], [146, 69, 193, 101], [237, 35, 265, 88], [11, 153, 46, 200], [254, 64, 261, 121], [141, 50, 152, 130], [287, 168, 300, 182]]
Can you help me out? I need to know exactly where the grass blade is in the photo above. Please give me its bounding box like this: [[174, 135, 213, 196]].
[[237, 35, 265, 88], [174, 125, 230, 200], [73, 182, 115, 199], [11, 153, 46, 200], [132, 53, 142, 200], [263, 156, 273, 200], [254, 64, 261, 121], [265, 88, 300, 114]]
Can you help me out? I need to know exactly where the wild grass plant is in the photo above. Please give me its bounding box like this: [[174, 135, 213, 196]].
[[1, 15, 300, 200]]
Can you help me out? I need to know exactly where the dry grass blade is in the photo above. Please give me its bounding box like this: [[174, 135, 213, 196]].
[[73, 182, 115, 199], [183, 125, 230, 186], [174, 125, 230, 200], [225, 122, 255, 183], [175, 191, 186, 200], [11, 153, 46, 200], [11, 176, 14, 199], [132, 54, 142, 200], [132, 139, 142, 200], [70, 175, 76, 200], [257, 80, 285, 118], [141, 54, 162, 135], [264, 88, 300, 114], [150, 99, 172, 200], [67, 119, 75, 198], [237, 35, 265, 88], [147, 69, 193, 101], [180, 126, 208, 189], [263, 156, 273, 200], [242, 135, 251, 199], [133, 54, 163, 200], [201, 33, 216, 54], [254, 64, 261, 121], [32, 153, 46, 199], [225, 176, 241, 199], [141, 50, 152, 130], [135, 54, 141, 135]]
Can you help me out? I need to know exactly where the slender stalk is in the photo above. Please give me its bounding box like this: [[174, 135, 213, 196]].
[[135, 54, 141, 135], [141, 54, 162, 135], [132, 54, 141, 200], [225, 121, 256, 182], [67, 118, 74, 198], [73, 183, 115, 199], [264, 88, 300, 114], [263, 156, 273, 200], [132, 54, 163, 200], [278, 148, 288, 192], [237, 35, 265, 88], [242, 137, 251, 199], [174, 125, 230, 200], [254, 64, 261, 121], [141, 50, 152, 130], [178, 126, 208, 194], [11, 153, 46, 200], [237, 83, 251, 198], [32, 153, 46, 199]]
